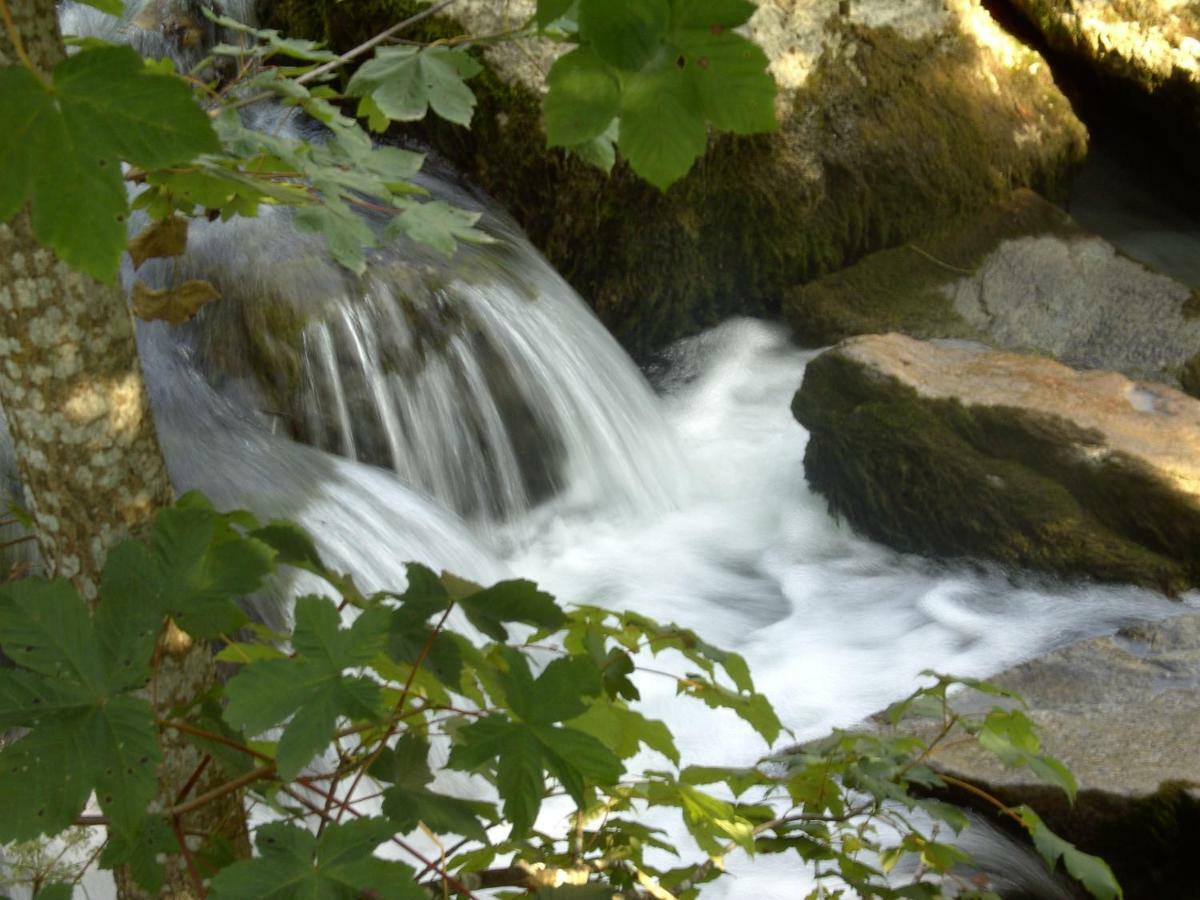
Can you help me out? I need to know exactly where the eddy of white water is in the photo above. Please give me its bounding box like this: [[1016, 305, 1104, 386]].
[[6, 291, 1193, 900], [507, 318, 1193, 897]]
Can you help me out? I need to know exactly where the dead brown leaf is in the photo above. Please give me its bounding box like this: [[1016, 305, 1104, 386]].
[[128, 215, 189, 270], [131, 280, 220, 325]]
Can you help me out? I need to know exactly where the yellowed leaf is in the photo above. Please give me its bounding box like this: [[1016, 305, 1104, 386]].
[[636, 868, 679, 900], [128, 215, 189, 270], [131, 280, 219, 324]]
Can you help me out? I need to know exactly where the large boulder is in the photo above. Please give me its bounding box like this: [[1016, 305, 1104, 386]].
[[792, 333, 1200, 593], [260, 0, 1087, 355], [784, 189, 1200, 392], [894, 614, 1200, 899], [1005, 0, 1200, 147]]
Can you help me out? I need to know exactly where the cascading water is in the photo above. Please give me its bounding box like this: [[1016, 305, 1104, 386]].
[[143, 248, 1190, 897], [8, 180, 1194, 897], [138, 175, 688, 542]]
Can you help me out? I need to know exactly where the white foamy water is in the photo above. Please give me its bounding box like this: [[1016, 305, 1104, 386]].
[[6, 122, 1193, 899], [504, 317, 1192, 896]]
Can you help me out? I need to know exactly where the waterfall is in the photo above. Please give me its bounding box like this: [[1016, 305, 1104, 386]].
[[134, 172, 689, 544]]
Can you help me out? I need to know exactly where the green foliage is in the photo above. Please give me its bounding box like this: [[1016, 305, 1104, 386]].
[[0, 496, 1122, 900], [346, 45, 483, 127], [0, 45, 217, 280], [0, 0, 778, 279], [541, 0, 777, 188], [208, 819, 424, 899], [1018, 807, 1123, 900], [0, 579, 161, 842]]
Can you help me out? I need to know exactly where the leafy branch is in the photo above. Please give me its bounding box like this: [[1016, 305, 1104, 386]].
[[0, 493, 1122, 899]]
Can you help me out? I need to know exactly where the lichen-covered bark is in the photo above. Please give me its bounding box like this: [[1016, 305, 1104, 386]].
[[0, 3, 248, 895], [0, 223, 173, 596], [0, 1, 171, 598]]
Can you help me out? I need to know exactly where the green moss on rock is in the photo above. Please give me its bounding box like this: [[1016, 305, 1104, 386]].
[[792, 351, 1200, 593], [784, 189, 1078, 345]]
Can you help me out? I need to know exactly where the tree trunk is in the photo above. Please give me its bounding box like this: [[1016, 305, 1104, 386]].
[[0, 2, 249, 894]]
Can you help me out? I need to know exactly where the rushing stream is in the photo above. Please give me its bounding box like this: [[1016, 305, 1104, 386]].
[[126, 177, 1196, 896], [2, 7, 1191, 900], [4, 165, 1195, 896]]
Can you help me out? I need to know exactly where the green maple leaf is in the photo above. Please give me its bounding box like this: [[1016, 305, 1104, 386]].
[[578, 0, 670, 71], [208, 819, 424, 899], [346, 45, 482, 127], [1018, 807, 1123, 900], [544, 47, 620, 148], [223, 595, 389, 779], [537, 0, 577, 29], [671, 27, 776, 134], [457, 578, 567, 641], [294, 194, 376, 274], [388, 200, 492, 257], [617, 62, 707, 191], [447, 650, 621, 835], [102, 493, 275, 642], [0, 46, 218, 280], [0, 579, 161, 841], [374, 735, 494, 841], [99, 815, 176, 894]]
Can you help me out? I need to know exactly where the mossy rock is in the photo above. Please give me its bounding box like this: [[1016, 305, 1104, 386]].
[[792, 336, 1200, 594], [258, 0, 1087, 357], [1007, 0, 1200, 149], [785, 187, 1200, 392], [888, 614, 1200, 898], [783, 188, 1077, 346]]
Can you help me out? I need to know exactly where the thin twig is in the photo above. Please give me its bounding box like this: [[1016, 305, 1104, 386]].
[[907, 243, 976, 276], [161, 719, 273, 762], [0, 0, 34, 72], [170, 814, 207, 898], [336, 601, 456, 823], [167, 763, 274, 819], [939, 774, 1024, 826], [174, 754, 214, 805]]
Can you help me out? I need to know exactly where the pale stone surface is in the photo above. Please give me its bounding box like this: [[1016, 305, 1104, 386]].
[[916, 613, 1200, 796], [834, 333, 1200, 498], [948, 233, 1200, 384], [880, 613, 1200, 897]]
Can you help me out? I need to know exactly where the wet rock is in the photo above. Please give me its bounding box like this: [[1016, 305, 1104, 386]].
[[261, 0, 1087, 355], [784, 189, 1200, 390], [902, 614, 1200, 898], [792, 333, 1200, 593]]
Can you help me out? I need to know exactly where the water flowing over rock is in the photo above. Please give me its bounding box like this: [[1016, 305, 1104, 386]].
[[262, 0, 1087, 355], [792, 333, 1200, 593], [893, 614, 1200, 899], [784, 189, 1200, 391], [133, 178, 688, 540]]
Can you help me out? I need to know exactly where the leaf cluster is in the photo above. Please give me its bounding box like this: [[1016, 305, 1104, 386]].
[[0, 493, 1122, 900], [538, 0, 777, 188]]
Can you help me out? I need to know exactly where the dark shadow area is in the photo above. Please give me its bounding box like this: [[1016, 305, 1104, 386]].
[[980, 0, 1200, 288]]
